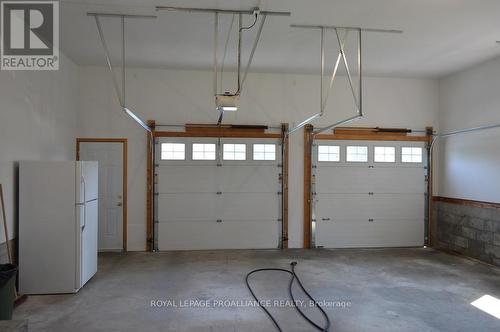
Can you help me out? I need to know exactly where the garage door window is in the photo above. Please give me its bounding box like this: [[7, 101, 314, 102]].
[[346, 146, 368, 162], [192, 143, 216, 160], [401, 147, 423, 163], [253, 144, 276, 160], [223, 144, 246, 160], [318, 145, 340, 162], [374, 146, 395, 163], [161, 143, 185, 160]]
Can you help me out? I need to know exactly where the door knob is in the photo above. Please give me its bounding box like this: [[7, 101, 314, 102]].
[[117, 202, 123, 207]]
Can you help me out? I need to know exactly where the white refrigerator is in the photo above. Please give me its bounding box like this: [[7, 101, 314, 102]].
[[19, 161, 98, 294]]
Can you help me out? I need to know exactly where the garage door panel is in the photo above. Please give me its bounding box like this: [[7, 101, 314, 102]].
[[157, 194, 218, 221], [158, 193, 279, 222], [218, 193, 279, 220], [316, 194, 371, 219], [216, 166, 280, 193], [158, 221, 279, 250], [313, 140, 426, 248], [371, 195, 424, 220], [315, 167, 425, 194], [156, 166, 218, 193], [316, 194, 424, 220], [316, 219, 424, 248], [155, 136, 282, 250], [156, 165, 279, 193]]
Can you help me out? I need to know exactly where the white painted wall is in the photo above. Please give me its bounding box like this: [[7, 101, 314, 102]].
[[438, 57, 500, 203], [78, 67, 438, 250], [0, 55, 79, 246]]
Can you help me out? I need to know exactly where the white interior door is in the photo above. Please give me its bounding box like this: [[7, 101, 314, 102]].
[[155, 137, 282, 250], [313, 140, 426, 248], [80, 142, 124, 251]]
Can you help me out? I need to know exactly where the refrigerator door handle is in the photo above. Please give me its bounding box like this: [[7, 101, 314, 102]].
[[82, 203, 86, 230], [82, 175, 86, 204], [81, 175, 86, 230]]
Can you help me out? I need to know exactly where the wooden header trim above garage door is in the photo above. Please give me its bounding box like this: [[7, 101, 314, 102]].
[[433, 196, 500, 210], [154, 124, 281, 138], [315, 126, 432, 142]]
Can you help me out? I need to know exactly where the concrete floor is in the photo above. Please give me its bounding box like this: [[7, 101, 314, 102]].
[[13, 248, 500, 332]]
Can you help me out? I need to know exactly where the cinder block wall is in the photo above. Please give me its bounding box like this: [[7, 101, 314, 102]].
[[435, 201, 500, 266]]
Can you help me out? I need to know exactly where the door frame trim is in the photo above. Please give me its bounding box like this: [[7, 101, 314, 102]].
[[76, 138, 128, 252], [146, 122, 289, 251]]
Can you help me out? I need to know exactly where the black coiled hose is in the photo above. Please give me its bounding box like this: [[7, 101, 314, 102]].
[[245, 262, 331, 332]]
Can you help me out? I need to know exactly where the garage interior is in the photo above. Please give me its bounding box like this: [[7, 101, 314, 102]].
[[0, 1, 499, 331]]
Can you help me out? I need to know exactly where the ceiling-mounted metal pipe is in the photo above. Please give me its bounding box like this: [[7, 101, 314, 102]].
[[290, 24, 402, 33], [217, 109, 224, 126], [313, 114, 361, 136], [156, 6, 291, 16], [123, 107, 152, 132], [320, 27, 325, 116], [358, 29, 363, 117], [288, 25, 366, 135], [94, 15, 123, 106], [288, 113, 322, 135], [237, 13, 242, 93], [92, 14, 152, 132], [334, 28, 360, 113], [121, 16, 126, 106], [322, 31, 348, 113], [323, 52, 342, 109], [87, 12, 157, 19], [430, 122, 500, 160], [439, 123, 500, 137], [213, 13, 218, 97]]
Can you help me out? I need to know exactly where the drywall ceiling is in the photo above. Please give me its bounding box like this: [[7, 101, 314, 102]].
[[61, 0, 500, 78]]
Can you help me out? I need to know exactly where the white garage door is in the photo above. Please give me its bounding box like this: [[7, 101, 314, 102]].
[[155, 137, 282, 250], [312, 140, 427, 248]]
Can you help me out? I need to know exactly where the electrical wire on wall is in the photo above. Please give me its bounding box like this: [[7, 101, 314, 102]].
[[246, 262, 331, 332]]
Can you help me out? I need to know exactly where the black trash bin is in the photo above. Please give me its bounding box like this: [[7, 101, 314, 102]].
[[0, 264, 17, 320]]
